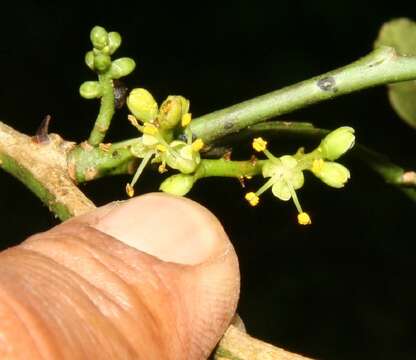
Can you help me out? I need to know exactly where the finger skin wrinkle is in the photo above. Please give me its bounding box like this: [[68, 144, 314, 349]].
[[0, 246, 137, 359], [21, 226, 183, 358], [0, 286, 46, 360]]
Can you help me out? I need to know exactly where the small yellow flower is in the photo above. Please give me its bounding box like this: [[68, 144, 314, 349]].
[[191, 138, 204, 152], [181, 113, 192, 127], [252, 137, 267, 152], [156, 144, 167, 152], [245, 192, 259, 206], [311, 158, 324, 173], [297, 212, 311, 225], [126, 183, 135, 197], [142, 123, 158, 135]]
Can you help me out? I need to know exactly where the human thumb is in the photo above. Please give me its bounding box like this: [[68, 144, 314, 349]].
[[0, 193, 239, 359]]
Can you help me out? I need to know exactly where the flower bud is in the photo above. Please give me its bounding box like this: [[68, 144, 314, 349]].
[[314, 161, 350, 188], [127, 88, 158, 123], [109, 57, 136, 79], [85, 51, 95, 70], [90, 26, 108, 50], [107, 31, 122, 54], [94, 53, 111, 72], [79, 81, 102, 99], [319, 126, 355, 160], [158, 96, 190, 130], [159, 173, 195, 196]]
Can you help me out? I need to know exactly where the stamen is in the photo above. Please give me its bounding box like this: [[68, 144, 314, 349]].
[[181, 113, 192, 127], [130, 151, 154, 188]]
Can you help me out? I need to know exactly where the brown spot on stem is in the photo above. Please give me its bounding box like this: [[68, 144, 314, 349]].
[[224, 120, 234, 130], [85, 167, 98, 181], [317, 76, 337, 92], [223, 150, 232, 161], [80, 141, 94, 151], [250, 155, 257, 166], [402, 171, 416, 185]]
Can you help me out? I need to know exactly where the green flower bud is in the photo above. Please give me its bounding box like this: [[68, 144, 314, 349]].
[[158, 96, 190, 130], [94, 53, 111, 72], [314, 161, 350, 188], [79, 81, 102, 99], [159, 173, 195, 196], [127, 88, 158, 123], [85, 51, 95, 70], [108, 32, 122, 54], [319, 126, 355, 161], [109, 58, 135, 79], [90, 26, 108, 50]]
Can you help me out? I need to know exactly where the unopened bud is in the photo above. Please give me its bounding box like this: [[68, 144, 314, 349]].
[[319, 127, 355, 160], [107, 31, 122, 54], [127, 88, 158, 123], [314, 161, 350, 188], [94, 53, 111, 72], [109, 57, 135, 79], [158, 96, 190, 130], [90, 26, 108, 50], [159, 173, 195, 196], [79, 81, 102, 99]]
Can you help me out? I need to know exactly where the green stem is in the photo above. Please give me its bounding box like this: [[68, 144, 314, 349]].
[[195, 158, 265, 180], [190, 47, 416, 143], [68, 138, 140, 183], [88, 74, 115, 145]]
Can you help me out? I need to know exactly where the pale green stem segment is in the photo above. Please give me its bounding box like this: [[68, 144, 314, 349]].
[[189, 47, 416, 143], [88, 74, 115, 145], [194, 158, 265, 180]]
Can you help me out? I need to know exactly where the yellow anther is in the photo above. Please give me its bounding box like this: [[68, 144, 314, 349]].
[[181, 113, 192, 127], [245, 192, 259, 206], [191, 138, 204, 152], [245, 175, 252, 179], [126, 183, 135, 198], [127, 115, 140, 128], [158, 163, 167, 173], [156, 144, 167, 152], [143, 123, 158, 135], [312, 158, 325, 174], [252, 137, 267, 152], [297, 212, 312, 225]]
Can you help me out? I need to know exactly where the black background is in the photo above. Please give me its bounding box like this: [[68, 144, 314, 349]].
[[1, 1, 416, 359]]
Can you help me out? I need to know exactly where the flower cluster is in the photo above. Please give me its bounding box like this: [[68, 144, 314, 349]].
[[79, 26, 135, 99], [125, 89, 204, 196], [244, 127, 355, 225]]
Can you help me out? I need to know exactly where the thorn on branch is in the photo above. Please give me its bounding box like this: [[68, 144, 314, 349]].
[[32, 114, 52, 144]]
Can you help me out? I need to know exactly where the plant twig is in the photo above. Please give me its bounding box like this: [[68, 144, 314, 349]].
[[0, 121, 96, 220], [88, 74, 115, 145], [215, 325, 313, 360], [0, 121, 315, 359], [189, 46, 416, 143]]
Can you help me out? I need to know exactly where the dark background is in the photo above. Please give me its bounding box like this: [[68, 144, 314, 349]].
[[1, 1, 416, 359]]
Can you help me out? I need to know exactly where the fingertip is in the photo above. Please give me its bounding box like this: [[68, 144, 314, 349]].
[[91, 193, 230, 266]]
